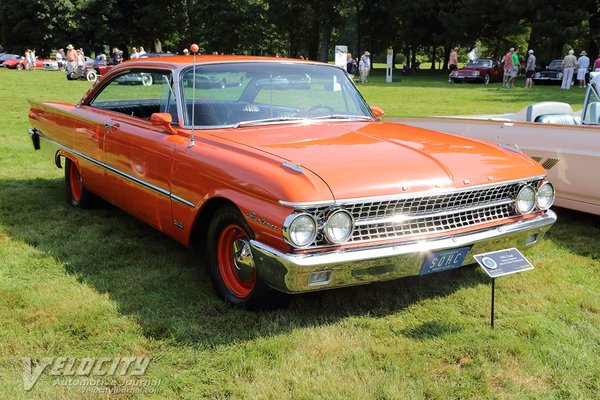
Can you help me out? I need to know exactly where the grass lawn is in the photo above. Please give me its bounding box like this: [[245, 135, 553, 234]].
[[0, 67, 598, 399]]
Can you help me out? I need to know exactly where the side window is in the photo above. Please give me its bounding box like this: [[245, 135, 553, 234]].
[[90, 70, 178, 123]]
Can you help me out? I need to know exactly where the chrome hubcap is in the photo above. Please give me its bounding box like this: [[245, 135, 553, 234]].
[[232, 238, 255, 281]]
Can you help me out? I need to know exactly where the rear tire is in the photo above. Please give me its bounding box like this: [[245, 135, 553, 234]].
[[205, 205, 289, 310], [65, 158, 93, 208], [142, 74, 153, 86]]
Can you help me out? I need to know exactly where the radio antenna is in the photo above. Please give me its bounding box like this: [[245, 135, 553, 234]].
[[188, 44, 199, 148]]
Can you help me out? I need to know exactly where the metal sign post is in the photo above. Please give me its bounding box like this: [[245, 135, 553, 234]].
[[474, 248, 534, 328]]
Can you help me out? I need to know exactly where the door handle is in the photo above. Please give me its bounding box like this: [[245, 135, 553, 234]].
[[105, 122, 120, 131]]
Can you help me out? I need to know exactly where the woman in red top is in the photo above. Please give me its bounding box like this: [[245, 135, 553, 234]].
[[594, 55, 600, 71]]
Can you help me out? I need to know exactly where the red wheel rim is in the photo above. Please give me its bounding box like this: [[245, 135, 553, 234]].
[[217, 225, 256, 298], [69, 162, 82, 203]]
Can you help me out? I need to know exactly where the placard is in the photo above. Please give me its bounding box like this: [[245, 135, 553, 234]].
[[473, 248, 533, 278]]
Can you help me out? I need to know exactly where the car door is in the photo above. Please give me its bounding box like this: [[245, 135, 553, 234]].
[[88, 69, 183, 232]]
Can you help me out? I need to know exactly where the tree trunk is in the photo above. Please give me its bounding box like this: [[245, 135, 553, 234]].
[[403, 47, 410, 69], [319, 19, 332, 62], [442, 46, 450, 70], [430, 44, 436, 70], [410, 45, 416, 70]]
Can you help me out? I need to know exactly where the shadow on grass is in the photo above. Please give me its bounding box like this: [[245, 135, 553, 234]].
[[1, 177, 494, 346], [545, 207, 600, 260]]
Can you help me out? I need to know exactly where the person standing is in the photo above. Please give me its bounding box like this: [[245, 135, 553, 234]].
[[507, 49, 520, 88], [503, 48, 513, 87], [577, 51, 590, 88], [448, 47, 458, 82], [55, 48, 64, 71], [138, 46, 146, 57], [594, 54, 600, 71], [358, 55, 367, 83], [66, 44, 77, 73], [363, 51, 371, 82], [76, 49, 85, 77], [561, 50, 577, 89], [524, 50, 536, 88], [130, 47, 139, 59]]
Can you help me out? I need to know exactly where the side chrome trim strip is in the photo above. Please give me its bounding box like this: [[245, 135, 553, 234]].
[[34, 129, 195, 208], [279, 175, 546, 208]]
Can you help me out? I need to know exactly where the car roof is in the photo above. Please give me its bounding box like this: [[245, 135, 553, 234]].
[[124, 55, 317, 66]]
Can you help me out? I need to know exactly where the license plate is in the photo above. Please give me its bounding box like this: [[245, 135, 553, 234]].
[[420, 246, 471, 275]]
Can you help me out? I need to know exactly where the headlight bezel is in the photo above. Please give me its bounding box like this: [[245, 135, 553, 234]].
[[515, 185, 537, 215], [323, 209, 355, 244], [282, 213, 318, 248], [536, 181, 556, 210]]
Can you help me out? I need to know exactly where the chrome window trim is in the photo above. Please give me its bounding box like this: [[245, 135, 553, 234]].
[[279, 175, 546, 208], [176, 61, 374, 129], [35, 129, 195, 208]]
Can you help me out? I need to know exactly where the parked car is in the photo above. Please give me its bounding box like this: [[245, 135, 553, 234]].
[[391, 72, 600, 215], [450, 58, 502, 84], [0, 53, 20, 65], [2, 56, 45, 70], [533, 59, 579, 85], [27, 55, 556, 309]]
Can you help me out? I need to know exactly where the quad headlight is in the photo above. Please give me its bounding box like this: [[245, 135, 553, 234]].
[[536, 181, 555, 210], [324, 209, 354, 244], [472, 71, 480, 77], [556, 72, 563, 79], [515, 185, 536, 214], [283, 213, 317, 248]]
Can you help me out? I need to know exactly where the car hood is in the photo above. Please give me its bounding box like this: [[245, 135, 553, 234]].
[[212, 121, 543, 200]]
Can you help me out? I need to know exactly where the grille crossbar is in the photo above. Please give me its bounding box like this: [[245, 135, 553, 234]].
[[301, 181, 537, 247]]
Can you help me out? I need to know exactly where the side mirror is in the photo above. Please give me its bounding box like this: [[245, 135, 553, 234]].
[[370, 106, 385, 118], [150, 113, 177, 134]]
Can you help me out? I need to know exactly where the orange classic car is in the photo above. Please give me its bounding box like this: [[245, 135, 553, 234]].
[[28, 55, 557, 309]]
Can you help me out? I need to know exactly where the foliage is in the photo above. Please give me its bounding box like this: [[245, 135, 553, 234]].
[[1, 0, 598, 65]]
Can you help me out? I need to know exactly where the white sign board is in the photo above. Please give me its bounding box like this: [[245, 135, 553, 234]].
[[335, 45, 348, 70]]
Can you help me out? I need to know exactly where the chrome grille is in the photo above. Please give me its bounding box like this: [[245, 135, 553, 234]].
[[300, 180, 540, 247]]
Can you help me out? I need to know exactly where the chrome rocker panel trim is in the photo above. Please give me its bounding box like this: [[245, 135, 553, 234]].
[[250, 210, 556, 293]]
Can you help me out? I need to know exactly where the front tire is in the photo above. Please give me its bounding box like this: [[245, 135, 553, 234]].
[[206, 205, 289, 310], [484, 73, 490, 84], [86, 69, 98, 82], [17, 63, 24, 71], [65, 158, 93, 208]]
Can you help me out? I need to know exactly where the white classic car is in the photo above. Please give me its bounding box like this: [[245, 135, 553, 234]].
[[391, 73, 600, 215]]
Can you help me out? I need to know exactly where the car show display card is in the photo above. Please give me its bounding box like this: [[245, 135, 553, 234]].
[[474, 248, 534, 278]]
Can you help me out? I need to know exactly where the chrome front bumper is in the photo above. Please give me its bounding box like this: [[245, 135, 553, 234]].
[[251, 211, 556, 293]]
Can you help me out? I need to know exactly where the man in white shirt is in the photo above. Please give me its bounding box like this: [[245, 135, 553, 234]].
[[577, 51, 590, 88]]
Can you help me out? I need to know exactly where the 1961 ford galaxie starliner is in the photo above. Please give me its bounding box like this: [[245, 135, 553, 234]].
[[28, 54, 556, 309]]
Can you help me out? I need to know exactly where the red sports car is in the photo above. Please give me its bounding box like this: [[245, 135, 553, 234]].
[[450, 58, 502, 84], [2, 56, 46, 70]]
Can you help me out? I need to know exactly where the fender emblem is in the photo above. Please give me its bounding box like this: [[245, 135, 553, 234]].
[[246, 212, 279, 231], [173, 219, 184, 229]]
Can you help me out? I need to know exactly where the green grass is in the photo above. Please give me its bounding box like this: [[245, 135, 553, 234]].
[[0, 68, 599, 399]]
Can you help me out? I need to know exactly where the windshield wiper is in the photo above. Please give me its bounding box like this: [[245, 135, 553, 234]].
[[311, 114, 375, 121], [233, 117, 304, 128]]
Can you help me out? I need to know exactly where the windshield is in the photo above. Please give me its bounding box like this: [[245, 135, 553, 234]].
[[466, 59, 492, 68], [549, 60, 562, 68], [179, 62, 373, 127]]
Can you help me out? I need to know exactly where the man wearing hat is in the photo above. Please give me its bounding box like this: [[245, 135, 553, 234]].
[[577, 50, 590, 88], [65, 44, 77, 74], [525, 49, 536, 89], [561, 50, 577, 89], [363, 51, 371, 82]]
